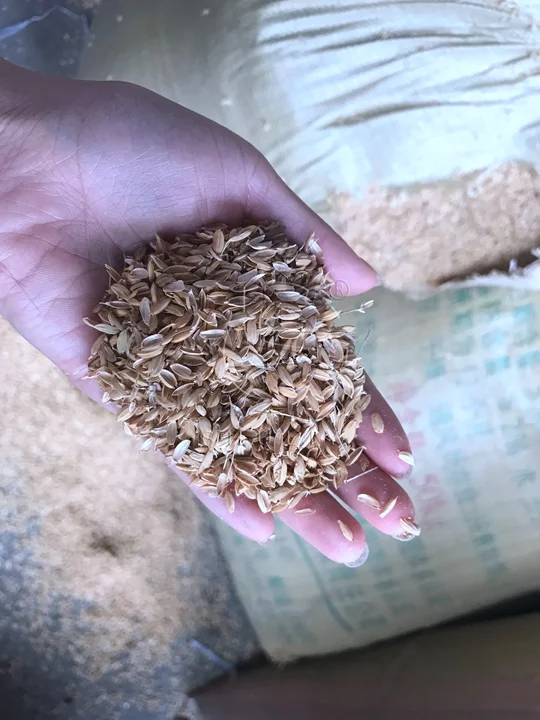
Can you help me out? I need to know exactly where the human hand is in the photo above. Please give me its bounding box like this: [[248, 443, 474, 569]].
[[0, 61, 417, 564]]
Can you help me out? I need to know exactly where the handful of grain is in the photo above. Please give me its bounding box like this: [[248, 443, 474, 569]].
[[86, 223, 370, 513]]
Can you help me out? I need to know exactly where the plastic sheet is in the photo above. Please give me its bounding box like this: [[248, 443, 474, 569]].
[[82, 0, 540, 291]]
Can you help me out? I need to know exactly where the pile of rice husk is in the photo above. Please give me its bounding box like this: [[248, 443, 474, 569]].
[[87, 223, 369, 513], [329, 162, 540, 292]]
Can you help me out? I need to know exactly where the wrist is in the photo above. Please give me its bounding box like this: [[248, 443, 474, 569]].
[[0, 61, 66, 319], [0, 60, 39, 148], [0, 60, 72, 187]]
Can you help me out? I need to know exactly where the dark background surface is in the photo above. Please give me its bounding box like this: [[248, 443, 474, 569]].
[[0, 1, 95, 78]]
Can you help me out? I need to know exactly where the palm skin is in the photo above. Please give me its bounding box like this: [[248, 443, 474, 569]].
[[0, 61, 416, 564]]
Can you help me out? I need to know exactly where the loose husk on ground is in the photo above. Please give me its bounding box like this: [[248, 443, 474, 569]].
[[86, 223, 370, 513]]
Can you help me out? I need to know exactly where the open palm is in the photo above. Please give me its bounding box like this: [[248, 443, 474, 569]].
[[0, 61, 416, 564]]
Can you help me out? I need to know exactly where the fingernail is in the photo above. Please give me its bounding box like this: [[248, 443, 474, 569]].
[[392, 532, 415, 542], [344, 546, 369, 567], [398, 451, 415, 468], [258, 533, 276, 546], [399, 518, 421, 537]]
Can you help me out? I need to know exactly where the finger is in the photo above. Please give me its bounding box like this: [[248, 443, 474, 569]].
[[357, 375, 413, 479], [279, 492, 368, 566], [174, 466, 275, 544], [336, 461, 419, 541], [247, 165, 380, 295]]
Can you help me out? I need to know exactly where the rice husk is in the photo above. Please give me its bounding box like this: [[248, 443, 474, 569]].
[[87, 223, 368, 512]]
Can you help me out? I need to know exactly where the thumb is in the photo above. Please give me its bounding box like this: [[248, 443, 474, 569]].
[[246, 164, 380, 295]]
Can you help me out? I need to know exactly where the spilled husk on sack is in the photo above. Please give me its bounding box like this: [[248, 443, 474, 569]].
[[86, 223, 369, 512]]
